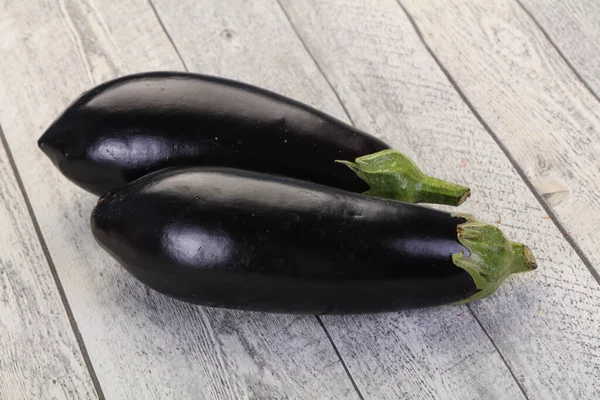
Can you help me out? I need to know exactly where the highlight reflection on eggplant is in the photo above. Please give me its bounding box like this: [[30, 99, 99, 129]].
[[39, 71, 469, 205], [91, 167, 535, 315]]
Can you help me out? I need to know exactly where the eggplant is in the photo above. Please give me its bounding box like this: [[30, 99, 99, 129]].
[[39, 71, 469, 206], [90, 167, 535, 314]]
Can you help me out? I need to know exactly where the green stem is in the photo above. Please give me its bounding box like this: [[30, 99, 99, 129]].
[[417, 176, 471, 206], [336, 149, 470, 206], [451, 213, 537, 304], [510, 242, 538, 273]]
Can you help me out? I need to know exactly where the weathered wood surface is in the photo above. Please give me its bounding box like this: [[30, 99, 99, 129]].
[[153, 0, 530, 399], [153, 0, 536, 398], [0, 136, 96, 399], [0, 0, 599, 398], [279, 0, 600, 398], [519, 0, 600, 98], [0, 0, 359, 399], [401, 0, 600, 276]]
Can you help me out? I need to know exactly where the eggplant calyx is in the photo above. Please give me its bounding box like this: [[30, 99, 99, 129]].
[[451, 213, 537, 304], [336, 149, 470, 206]]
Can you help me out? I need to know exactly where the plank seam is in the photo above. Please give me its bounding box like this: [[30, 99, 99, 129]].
[[468, 306, 531, 399], [515, 0, 600, 104], [394, 1, 561, 396], [145, 3, 365, 398], [316, 317, 366, 400], [0, 123, 106, 400], [274, 4, 373, 398], [278, 0, 532, 394], [148, 0, 190, 71], [395, 0, 600, 287], [276, 0, 357, 127]]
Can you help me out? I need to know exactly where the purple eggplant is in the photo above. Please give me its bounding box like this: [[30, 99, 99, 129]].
[[39, 71, 468, 205], [91, 167, 534, 314]]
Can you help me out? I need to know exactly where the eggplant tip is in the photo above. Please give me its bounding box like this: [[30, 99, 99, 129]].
[[37, 127, 56, 154], [37, 133, 48, 150], [37, 136, 53, 160]]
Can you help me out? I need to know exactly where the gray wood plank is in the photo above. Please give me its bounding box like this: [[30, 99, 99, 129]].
[[151, 0, 535, 399], [278, 0, 600, 398], [401, 0, 600, 277], [0, 135, 97, 398], [519, 0, 600, 98], [0, 1, 360, 399]]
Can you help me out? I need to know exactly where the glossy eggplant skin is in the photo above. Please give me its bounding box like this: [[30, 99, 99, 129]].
[[91, 167, 476, 314], [39, 71, 389, 196]]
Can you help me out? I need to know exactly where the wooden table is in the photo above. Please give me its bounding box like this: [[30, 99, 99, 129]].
[[1, 1, 599, 399]]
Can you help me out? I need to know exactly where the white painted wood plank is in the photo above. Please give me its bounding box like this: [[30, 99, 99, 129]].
[[151, 1, 532, 399], [278, 0, 600, 398], [401, 0, 600, 276], [0, 1, 359, 399], [0, 143, 96, 398], [519, 0, 600, 97], [152, 0, 349, 121]]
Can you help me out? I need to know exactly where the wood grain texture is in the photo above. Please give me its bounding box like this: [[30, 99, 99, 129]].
[[279, 0, 600, 398], [150, 0, 348, 121], [151, 0, 531, 399], [0, 140, 96, 398], [519, 0, 600, 97], [401, 0, 600, 277], [0, 1, 359, 399]]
